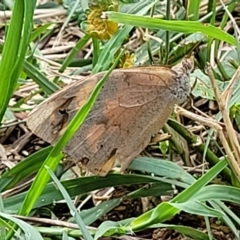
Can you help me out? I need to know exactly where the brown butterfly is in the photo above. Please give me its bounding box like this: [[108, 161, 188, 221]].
[[27, 57, 194, 176]]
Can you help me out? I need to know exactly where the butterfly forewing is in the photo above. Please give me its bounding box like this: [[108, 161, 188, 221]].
[[27, 58, 192, 176]]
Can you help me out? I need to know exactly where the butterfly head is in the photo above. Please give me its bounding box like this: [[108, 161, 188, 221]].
[[172, 56, 194, 102]]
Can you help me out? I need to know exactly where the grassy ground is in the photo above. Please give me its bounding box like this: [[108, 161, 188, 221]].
[[1, 0, 240, 239]]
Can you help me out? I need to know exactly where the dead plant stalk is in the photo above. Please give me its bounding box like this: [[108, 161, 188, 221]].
[[207, 64, 240, 178]]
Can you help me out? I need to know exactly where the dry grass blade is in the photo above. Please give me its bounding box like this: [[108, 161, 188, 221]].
[[175, 105, 222, 131], [207, 64, 240, 177], [0, 9, 67, 20], [175, 105, 240, 177]]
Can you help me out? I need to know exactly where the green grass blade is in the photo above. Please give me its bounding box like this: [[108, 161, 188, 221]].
[[171, 201, 224, 218], [79, 198, 122, 225], [7, 0, 36, 101], [210, 201, 240, 238], [0, 0, 36, 122], [187, 0, 201, 20], [23, 61, 59, 94], [129, 157, 195, 184], [170, 159, 228, 202], [192, 185, 240, 203], [30, 22, 54, 42], [0, 146, 53, 191], [106, 12, 236, 45], [92, 37, 100, 68], [46, 166, 93, 240], [131, 159, 228, 229], [4, 174, 161, 213], [149, 224, 211, 240], [59, 34, 92, 74], [1, 212, 43, 239]]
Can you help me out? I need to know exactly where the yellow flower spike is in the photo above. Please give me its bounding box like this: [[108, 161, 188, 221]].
[[86, 0, 119, 40], [118, 51, 135, 69]]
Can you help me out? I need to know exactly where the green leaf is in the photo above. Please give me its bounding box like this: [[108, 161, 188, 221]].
[[191, 69, 231, 100]]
